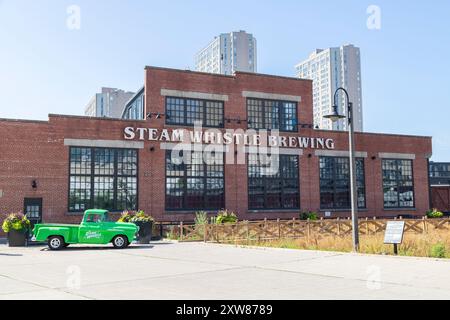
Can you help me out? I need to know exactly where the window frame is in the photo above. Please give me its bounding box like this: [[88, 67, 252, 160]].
[[430, 163, 450, 178], [68, 147, 139, 213], [382, 159, 415, 209], [165, 150, 225, 211], [319, 156, 367, 210], [246, 98, 298, 133], [165, 96, 225, 128], [247, 154, 300, 210]]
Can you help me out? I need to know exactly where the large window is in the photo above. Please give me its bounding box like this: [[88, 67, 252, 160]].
[[247, 98, 298, 132], [319, 157, 366, 210], [248, 154, 299, 210], [430, 162, 450, 178], [69, 147, 138, 212], [166, 150, 225, 210], [429, 162, 450, 185], [166, 97, 224, 128], [382, 159, 414, 208]]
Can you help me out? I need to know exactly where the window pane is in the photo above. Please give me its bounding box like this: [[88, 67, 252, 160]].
[[165, 150, 224, 210], [166, 150, 185, 177], [266, 179, 282, 209], [69, 176, 91, 211], [206, 178, 224, 209], [70, 148, 91, 175], [166, 97, 223, 128], [356, 159, 366, 208], [93, 176, 114, 210], [247, 99, 264, 129], [282, 102, 297, 131], [117, 149, 137, 176], [166, 97, 185, 125], [248, 178, 265, 209], [206, 101, 223, 127], [248, 154, 299, 210], [69, 147, 138, 212], [94, 149, 115, 176], [166, 177, 184, 209], [265, 101, 280, 130], [185, 178, 205, 209], [382, 159, 414, 208], [247, 98, 298, 132], [319, 157, 366, 209], [186, 99, 204, 125], [116, 177, 137, 211]]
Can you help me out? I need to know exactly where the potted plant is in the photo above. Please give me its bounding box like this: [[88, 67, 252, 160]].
[[119, 210, 154, 244], [118, 210, 134, 223], [2, 213, 31, 247]]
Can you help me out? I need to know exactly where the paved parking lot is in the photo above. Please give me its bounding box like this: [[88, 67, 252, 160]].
[[1, 241, 450, 300]]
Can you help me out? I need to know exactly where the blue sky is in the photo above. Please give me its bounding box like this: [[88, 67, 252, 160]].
[[0, 0, 449, 160]]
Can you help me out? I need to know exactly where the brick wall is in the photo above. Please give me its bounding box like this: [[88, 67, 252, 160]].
[[0, 67, 433, 234]]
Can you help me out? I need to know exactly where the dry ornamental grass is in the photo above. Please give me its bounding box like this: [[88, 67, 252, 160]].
[[242, 230, 450, 259]]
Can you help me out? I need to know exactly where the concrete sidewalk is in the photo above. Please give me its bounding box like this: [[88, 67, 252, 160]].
[[1, 241, 449, 300]]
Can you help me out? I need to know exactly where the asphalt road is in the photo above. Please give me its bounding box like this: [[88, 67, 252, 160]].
[[1, 241, 449, 300]]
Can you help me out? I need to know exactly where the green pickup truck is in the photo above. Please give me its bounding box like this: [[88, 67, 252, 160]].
[[32, 209, 139, 250]]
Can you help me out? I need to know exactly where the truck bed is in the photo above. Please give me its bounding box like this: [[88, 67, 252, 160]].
[[33, 224, 80, 243]]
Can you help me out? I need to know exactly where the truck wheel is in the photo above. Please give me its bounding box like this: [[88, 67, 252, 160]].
[[48, 236, 65, 251], [112, 235, 128, 249]]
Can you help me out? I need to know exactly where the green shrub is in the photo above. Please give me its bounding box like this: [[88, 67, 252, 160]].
[[426, 209, 444, 219], [299, 211, 319, 221], [194, 211, 208, 226], [2, 213, 31, 233], [216, 210, 238, 224], [430, 243, 446, 258], [118, 210, 154, 223]]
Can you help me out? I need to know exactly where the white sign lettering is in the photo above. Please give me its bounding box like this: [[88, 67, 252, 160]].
[[123, 127, 336, 150]]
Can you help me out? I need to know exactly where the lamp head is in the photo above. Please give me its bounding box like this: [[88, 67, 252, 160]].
[[323, 105, 346, 123]]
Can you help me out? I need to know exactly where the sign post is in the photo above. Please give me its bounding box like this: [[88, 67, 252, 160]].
[[384, 221, 405, 255]]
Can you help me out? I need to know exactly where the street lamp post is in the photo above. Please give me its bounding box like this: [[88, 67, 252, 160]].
[[324, 87, 360, 252]]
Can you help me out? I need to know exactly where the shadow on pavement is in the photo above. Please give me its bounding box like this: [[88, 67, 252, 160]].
[[39, 241, 174, 252]]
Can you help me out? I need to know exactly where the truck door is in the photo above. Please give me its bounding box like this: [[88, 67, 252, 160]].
[[78, 213, 106, 244]]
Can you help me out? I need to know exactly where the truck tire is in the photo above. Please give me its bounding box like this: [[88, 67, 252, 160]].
[[112, 235, 128, 249], [48, 236, 65, 251]]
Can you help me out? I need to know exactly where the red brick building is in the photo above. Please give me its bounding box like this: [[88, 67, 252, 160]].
[[0, 67, 433, 228]]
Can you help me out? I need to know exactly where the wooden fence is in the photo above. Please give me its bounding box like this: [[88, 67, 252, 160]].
[[168, 218, 450, 243]]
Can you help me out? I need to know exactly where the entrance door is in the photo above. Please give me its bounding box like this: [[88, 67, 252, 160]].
[[431, 187, 450, 213], [24, 198, 43, 228]]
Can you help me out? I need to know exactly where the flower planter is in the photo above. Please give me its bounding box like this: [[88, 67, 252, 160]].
[[134, 221, 153, 244], [7, 230, 28, 247]]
